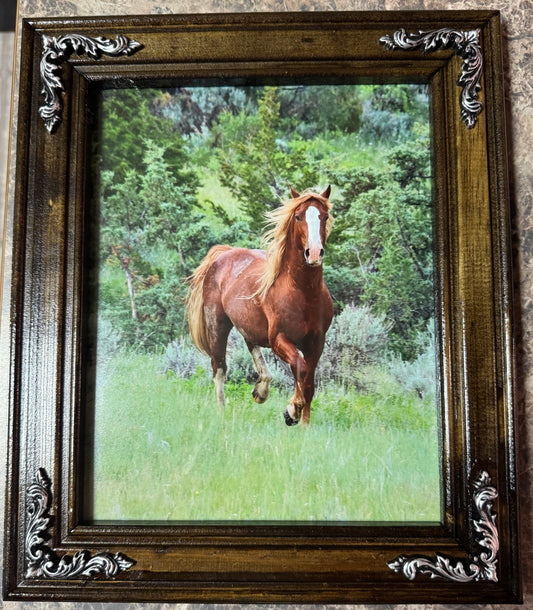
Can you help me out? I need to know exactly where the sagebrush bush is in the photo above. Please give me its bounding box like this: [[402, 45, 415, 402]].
[[226, 329, 293, 390], [386, 321, 437, 400], [96, 316, 122, 362], [225, 330, 255, 383], [166, 329, 294, 390], [165, 336, 211, 381], [318, 304, 392, 388]]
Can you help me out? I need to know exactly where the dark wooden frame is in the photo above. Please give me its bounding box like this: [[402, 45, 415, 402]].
[[3, 11, 521, 603]]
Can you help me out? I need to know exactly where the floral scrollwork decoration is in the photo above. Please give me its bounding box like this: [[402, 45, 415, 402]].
[[25, 468, 135, 579], [388, 471, 499, 583], [39, 33, 143, 133], [379, 27, 483, 128]]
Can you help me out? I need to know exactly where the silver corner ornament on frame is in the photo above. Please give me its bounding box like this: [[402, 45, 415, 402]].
[[25, 469, 135, 580], [38, 27, 485, 132], [388, 471, 499, 583], [379, 27, 483, 128], [25, 467, 498, 585], [39, 33, 143, 133]]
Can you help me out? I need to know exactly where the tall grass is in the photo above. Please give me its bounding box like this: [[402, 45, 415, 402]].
[[88, 352, 441, 523]]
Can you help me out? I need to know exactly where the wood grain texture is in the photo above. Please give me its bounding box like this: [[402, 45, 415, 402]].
[[0, 1, 530, 608], [0, 32, 14, 303]]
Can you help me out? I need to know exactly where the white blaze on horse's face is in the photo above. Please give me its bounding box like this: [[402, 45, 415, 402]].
[[304, 205, 324, 266]]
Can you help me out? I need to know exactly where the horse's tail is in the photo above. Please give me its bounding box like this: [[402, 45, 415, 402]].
[[186, 245, 233, 355]]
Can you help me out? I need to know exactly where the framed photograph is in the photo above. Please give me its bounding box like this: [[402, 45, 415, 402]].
[[3, 10, 521, 603]]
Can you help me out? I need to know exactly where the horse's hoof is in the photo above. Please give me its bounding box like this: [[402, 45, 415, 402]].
[[252, 388, 266, 404], [283, 408, 298, 426]]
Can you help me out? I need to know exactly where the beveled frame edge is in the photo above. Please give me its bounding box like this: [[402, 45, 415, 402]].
[[3, 10, 520, 603]]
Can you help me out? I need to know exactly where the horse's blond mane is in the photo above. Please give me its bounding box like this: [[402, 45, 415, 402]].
[[255, 191, 333, 300]]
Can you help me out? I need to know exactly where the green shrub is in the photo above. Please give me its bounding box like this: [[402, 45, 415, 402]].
[[318, 304, 392, 388], [165, 336, 211, 381], [225, 329, 293, 390], [386, 321, 437, 400]]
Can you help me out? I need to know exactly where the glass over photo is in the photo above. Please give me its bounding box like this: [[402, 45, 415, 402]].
[[82, 83, 441, 523]]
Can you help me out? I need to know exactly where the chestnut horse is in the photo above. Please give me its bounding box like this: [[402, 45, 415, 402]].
[[187, 186, 333, 425]]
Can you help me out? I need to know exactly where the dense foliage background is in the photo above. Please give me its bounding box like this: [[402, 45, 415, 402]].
[[93, 83, 434, 364]]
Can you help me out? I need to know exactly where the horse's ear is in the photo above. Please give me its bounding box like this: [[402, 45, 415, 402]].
[[321, 185, 331, 199], [290, 185, 300, 199]]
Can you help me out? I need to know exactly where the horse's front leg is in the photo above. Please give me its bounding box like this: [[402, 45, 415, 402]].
[[270, 332, 308, 425], [299, 335, 325, 425]]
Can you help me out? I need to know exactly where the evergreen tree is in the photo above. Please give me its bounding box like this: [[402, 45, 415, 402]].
[[215, 87, 320, 230], [93, 90, 214, 350], [327, 139, 433, 359]]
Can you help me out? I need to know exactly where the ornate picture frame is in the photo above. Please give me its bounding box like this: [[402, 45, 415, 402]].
[[3, 11, 521, 603]]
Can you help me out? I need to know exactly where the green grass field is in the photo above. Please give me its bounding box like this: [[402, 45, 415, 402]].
[[87, 352, 441, 523]]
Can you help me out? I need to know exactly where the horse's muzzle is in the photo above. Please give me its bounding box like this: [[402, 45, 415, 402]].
[[304, 247, 324, 266]]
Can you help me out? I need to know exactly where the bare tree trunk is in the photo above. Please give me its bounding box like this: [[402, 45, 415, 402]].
[[124, 265, 138, 321], [112, 246, 139, 321]]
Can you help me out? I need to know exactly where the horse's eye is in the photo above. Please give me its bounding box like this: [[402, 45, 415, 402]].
[[295, 215, 302, 222]]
